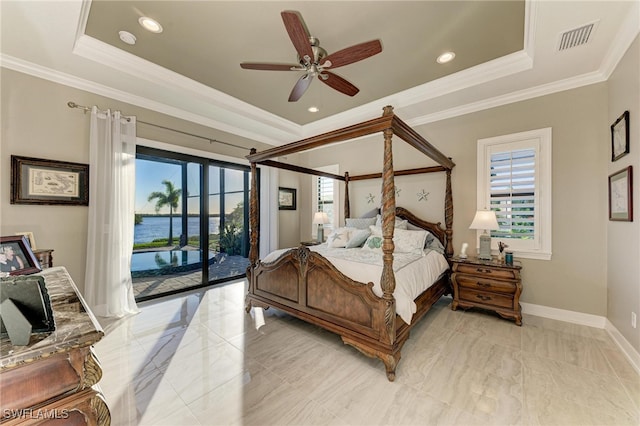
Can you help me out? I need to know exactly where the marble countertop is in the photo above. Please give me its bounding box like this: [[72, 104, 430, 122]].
[[1, 267, 104, 370]]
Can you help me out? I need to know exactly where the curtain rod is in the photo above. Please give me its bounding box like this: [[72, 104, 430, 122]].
[[67, 101, 249, 151]]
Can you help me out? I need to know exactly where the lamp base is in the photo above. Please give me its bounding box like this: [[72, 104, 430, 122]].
[[478, 234, 492, 260], [317, 225, 324, 243]]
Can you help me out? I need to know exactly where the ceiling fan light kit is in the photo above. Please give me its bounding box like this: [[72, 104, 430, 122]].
[[240, 10, 382, 102]]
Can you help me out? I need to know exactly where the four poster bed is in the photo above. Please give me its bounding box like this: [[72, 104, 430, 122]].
[[245, 106, 455, 381]]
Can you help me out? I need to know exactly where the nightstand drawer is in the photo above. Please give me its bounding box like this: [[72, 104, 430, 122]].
[[453, 263, 518, 280], [453, 274, 516, 294], [459, 289, 514, 309]]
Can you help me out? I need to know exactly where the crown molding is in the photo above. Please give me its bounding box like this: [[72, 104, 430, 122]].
[[599, 0, 640, 79], [0, 54, 295, 146]]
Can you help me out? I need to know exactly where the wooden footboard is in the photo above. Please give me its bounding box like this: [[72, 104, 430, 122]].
[[245, 246, 448, 381]]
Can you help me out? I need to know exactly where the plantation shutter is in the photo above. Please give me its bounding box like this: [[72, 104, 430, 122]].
[[317, 176, 334, 232], [489, 148, 536, 240]]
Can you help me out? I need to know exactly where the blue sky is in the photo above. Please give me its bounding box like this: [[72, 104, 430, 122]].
[[135, 159, 246, 215]]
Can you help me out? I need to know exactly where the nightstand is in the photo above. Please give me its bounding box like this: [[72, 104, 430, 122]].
[[450, 256, 522, 325]]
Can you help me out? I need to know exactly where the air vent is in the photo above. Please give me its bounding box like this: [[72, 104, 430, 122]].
[[557, 21, 599, 51]]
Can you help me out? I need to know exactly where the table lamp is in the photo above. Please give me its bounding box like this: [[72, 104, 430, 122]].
[[313, 212, 329, 243], [469, 210, 499, 260]]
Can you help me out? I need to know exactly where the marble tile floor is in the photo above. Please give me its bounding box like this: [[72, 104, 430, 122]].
[[95, 279, 640, 426]]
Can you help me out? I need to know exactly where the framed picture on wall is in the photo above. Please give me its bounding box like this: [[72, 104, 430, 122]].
[[11, 156, 89, 206], [608, 166, 633, 222], [611, 111, 629, 162], [278, 187, 297, 210]]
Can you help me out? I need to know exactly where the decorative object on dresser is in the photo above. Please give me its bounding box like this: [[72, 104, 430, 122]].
[[10, 155, 90, 206], [33, 248, 54, 268], [451, 256, 522, 325], [14, 231, 36, 250], [1, 275, 55, 345], [608, 166, 633, 222], [0, 267, 111, 425], [469, 209, 500, 260], [611, 110, 629, 162], [0, 235, 42, 276], [312, 211, 329, 243]]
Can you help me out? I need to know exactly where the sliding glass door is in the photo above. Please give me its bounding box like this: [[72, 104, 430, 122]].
[[132, 146, 250, 301]]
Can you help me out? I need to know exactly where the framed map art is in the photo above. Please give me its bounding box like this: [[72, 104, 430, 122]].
[[608, 166, 633, 222], [11, 155, 89, 205]]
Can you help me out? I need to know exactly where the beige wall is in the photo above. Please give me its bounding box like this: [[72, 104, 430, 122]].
[[0, 69, 266, 293], [293, 83, 609, 316], [607, 35, 640, 352]]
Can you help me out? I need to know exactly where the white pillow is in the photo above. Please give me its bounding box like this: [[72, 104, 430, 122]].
[[375, 214, 408, 229], [368, 225, 427, 253], [345, 228, 371, 248], [327, 227, 351, 248], [361, 234, 383, 252]]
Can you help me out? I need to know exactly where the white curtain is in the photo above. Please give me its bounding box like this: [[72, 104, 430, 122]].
[[84, 107, 139, 318]]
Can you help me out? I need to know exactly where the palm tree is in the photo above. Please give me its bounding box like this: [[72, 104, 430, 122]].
[[147, 180, 182, 246]]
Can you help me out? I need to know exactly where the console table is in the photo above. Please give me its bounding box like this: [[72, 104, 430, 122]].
[[0, 267, 110, 425]]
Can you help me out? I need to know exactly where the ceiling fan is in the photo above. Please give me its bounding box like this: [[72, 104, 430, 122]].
[[240, 10, 383, 102]]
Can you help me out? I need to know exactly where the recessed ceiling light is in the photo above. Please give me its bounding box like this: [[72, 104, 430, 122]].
[[138, 17, 163, 33], [118, 31, 137, 45], [436, 51, 455, 64], [308, 106, 319, 113]]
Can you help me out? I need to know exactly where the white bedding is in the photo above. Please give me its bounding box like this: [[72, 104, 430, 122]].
[[262, 245, 449, 324]]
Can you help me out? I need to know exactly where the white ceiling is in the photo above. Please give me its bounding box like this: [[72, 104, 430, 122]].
[[1, 1, 638, 148]]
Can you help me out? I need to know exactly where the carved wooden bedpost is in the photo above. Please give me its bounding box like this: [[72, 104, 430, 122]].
[[445, 167, 454, 258], [380, 106, 396, 348], [344, 172, 350, 219], [248, 149, 259, 267]]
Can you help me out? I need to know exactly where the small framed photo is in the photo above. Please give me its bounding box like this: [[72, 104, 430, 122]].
[[278, 187, 297, 210], [608, 166, 633, 222], [15, 232, 36, 250], [11, 155, 89, 206], [611, 111, 629, 162], [0, 236, 42, 276]]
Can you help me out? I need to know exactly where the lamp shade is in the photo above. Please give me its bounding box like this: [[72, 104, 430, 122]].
[[313, 212, 329, 225], [469, 210, 499, 231]]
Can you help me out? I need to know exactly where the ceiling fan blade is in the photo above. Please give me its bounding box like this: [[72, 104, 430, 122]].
[[319, 71, 359, 97], [320, 40, 382, 69], [240, 63, 299, 71], [289, 74, 313, 102], [281, 11, 314, 64]]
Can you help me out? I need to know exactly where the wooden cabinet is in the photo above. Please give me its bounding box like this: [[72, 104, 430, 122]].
[[450, 256, 522, 325], [0, 267, 110, 425], [33, 249, 53, 268]]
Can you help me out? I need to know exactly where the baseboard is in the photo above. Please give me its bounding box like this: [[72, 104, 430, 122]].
[[521, 302, 640, 374], [521, 302, 606, 328], [605, 320, 640, 375]]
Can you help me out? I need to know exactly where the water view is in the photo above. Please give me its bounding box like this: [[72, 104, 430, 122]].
[[134, 216, 220, 244]]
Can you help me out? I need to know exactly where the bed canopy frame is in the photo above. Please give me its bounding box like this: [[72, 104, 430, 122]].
[[247, 105, 455, 259], [245, 105, 455, 380]]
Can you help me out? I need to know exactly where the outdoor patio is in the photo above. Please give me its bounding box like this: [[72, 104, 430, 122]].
[[132, 253, 250, 300]]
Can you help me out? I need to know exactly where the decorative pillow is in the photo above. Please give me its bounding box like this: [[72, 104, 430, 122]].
[[327, 228, 351, 248], [424, 232, 445, 254], [345, 228, 371, 248], [375, 214, 408, 229], [359, 208, 379, 219], [361, 235, 383, 253], [368, 225, 427, 254], [345, 217, 376, 229], [393, 228, 428, 253]]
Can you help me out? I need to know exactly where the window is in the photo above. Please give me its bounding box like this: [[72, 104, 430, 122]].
[[477, 128, 552, 260], [312, 165, 339, 238]]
